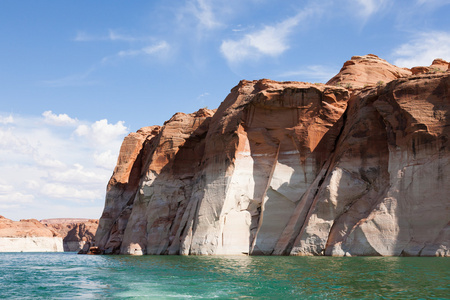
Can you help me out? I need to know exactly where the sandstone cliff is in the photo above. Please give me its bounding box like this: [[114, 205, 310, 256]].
[[96, 55, 450, 256], [0, 216, 63, 252], [41, 218, 99, 252]]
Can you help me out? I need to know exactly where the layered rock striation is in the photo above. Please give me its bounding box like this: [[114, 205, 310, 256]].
[[96, 55, 450, 256], [0, 216, 63, 252], [42, 219, 99, 252]]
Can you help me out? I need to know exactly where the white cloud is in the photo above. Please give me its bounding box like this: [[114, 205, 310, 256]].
[[0, 127, 35, 155], [0, 191, 34, 204], [0, 204, 20, 210], [0, 115, 14, 124], [220, 7, 320, 64], [0, 183, 14, 194], [94, 150, 118, 170], [47, 163, 106, 185], [26, 180, 40, 190], [392, 31, 450, 68], [0, 111, 128, 220], [40, 183, 101, 202], [34, 155, 66, 169], [75, 119, 128, 145], [42, 110, 78, 126]]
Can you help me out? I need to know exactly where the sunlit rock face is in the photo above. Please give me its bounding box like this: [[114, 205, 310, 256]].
[[287, 72, 450, 257], [96, 55, 450, 256], [326, 54, 412, 89], [0, 216, 63, 252], [42, 219, 99, 252], [95, 126, 161, 252], [186, 80, 349, 255]]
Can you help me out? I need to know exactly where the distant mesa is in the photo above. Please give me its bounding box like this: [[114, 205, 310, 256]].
[[41, 218, 98, 253], [0, 216, 63, 252], [0, 216, 98, 253]]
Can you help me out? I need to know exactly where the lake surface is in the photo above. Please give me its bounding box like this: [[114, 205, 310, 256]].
[[0, 252, 448, 299]]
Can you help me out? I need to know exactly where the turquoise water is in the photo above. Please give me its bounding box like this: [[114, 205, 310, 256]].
[[0, 253, 448, 299]]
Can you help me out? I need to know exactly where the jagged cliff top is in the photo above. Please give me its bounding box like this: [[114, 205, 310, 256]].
[[143, 54, 450, 132], [96, 54, 449, 256], [327, 54, 449, 89]]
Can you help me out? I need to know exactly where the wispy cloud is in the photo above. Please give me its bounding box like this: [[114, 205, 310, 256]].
[[197, 92, 209, 99], [415, 0, 450, 7], [392, 31, 450, 68], [181, 0, 223, 30], [0, 191, 34, 205], [43, 39, 170, 87], [115, 41, 170, 58], [278, 65, 339, 82], [101, 41, 170, 63], [74, 30, 152, 42], [0, 114, 14, 124], [190, 0, 222, 29], [40, 67, 97, 87], [354, 0, 389, 19], [220, 5, 323, 64], [74, 31, 96, 42]]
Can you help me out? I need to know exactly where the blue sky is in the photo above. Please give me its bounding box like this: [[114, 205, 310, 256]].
[[1, 0, 449, 220]]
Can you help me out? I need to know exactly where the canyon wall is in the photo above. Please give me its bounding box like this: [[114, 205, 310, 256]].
[[42, 219, 99, 252], [95, 55, 449, 256], [0, 216, 63, 252], [0, 216, 98, 252]]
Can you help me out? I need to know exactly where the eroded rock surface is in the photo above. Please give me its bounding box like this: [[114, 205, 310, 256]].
[[42, 218, 99, 252], [96, 55, 450, 256], [327, 54, 412, 89], [0, 216, 63, 252]]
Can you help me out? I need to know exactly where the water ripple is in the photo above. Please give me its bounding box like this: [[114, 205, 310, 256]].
[[0, 253, 448, 299]]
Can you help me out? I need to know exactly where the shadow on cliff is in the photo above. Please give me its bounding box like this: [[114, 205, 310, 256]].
[[96, 137, 150, 252], [244, 90, 348, 255], [121, 116, 215, 255]]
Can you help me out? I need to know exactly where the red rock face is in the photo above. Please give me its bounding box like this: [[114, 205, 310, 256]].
[[0, 216, 64, 252], [283, 72, 450, 257], [95, 126, 161, 251], [411, 59, 449, 75], [95, 55, 450, 256], [327, 54, 412, 88], [41, 219, 99, 252], [0, 216, 58, 238], [95, 109, 215, 254]]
